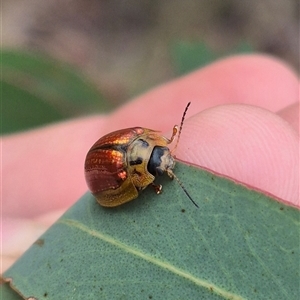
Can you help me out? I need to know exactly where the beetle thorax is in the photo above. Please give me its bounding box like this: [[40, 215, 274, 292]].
[[127, 138, 153, 167]]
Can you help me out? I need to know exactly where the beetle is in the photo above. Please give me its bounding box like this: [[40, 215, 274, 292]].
[[84, 102, 198, 208]]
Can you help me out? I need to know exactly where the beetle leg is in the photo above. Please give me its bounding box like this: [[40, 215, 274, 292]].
[[166, 169, 175, 180], [151, 183, 162, 194]]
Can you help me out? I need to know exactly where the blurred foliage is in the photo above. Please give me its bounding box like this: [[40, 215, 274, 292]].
[[1, 50, 111, 135], [2, 42, 252, 135], [172, 41, 253, 75]]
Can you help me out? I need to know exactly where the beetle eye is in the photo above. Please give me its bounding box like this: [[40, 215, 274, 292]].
[[147, 146, 170, 176], [148, 146, 164, 176]]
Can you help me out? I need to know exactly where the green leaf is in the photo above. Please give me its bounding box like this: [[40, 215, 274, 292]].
[[2, 163, 299, 299], [0, 282, 24, 300], [1, 50, 111, 134], [172, 41, 253, 75], [2, 81, 64, 134]]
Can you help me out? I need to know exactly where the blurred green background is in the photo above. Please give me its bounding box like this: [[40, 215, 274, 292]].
[[2, 0, 298, 134]]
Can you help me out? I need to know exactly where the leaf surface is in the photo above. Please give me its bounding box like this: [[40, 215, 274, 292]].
[[3, 163, 299, 299]]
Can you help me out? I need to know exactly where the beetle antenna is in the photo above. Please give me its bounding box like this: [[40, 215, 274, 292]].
[[172, 102, 191, 154], [168, 170, 199, 208]]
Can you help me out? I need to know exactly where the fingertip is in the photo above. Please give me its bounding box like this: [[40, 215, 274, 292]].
[[177, 104, 299, 205], [105, 54, 297, 133], [277, 102, 299, 134]]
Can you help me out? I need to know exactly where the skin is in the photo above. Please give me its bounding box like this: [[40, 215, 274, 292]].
[[2, 54, 299, 271]]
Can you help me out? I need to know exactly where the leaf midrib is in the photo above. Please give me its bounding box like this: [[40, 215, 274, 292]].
[[60, 218, 245, 300]]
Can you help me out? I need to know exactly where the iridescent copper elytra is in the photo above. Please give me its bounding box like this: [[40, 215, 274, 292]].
[[84, 102, 198, 208]]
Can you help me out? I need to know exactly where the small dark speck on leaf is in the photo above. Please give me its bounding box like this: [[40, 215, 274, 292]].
[[157, 224, 160, 227], [43, 292, 48, 297], [34, 239, 44, 247], [181, 209, 185, 213], [149, 296, 153, 299], [280, 207, 284, 210], [291, 251, 294, 254]]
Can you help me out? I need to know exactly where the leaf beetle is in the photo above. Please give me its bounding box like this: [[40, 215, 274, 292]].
[[84, 102, 198, 207]]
